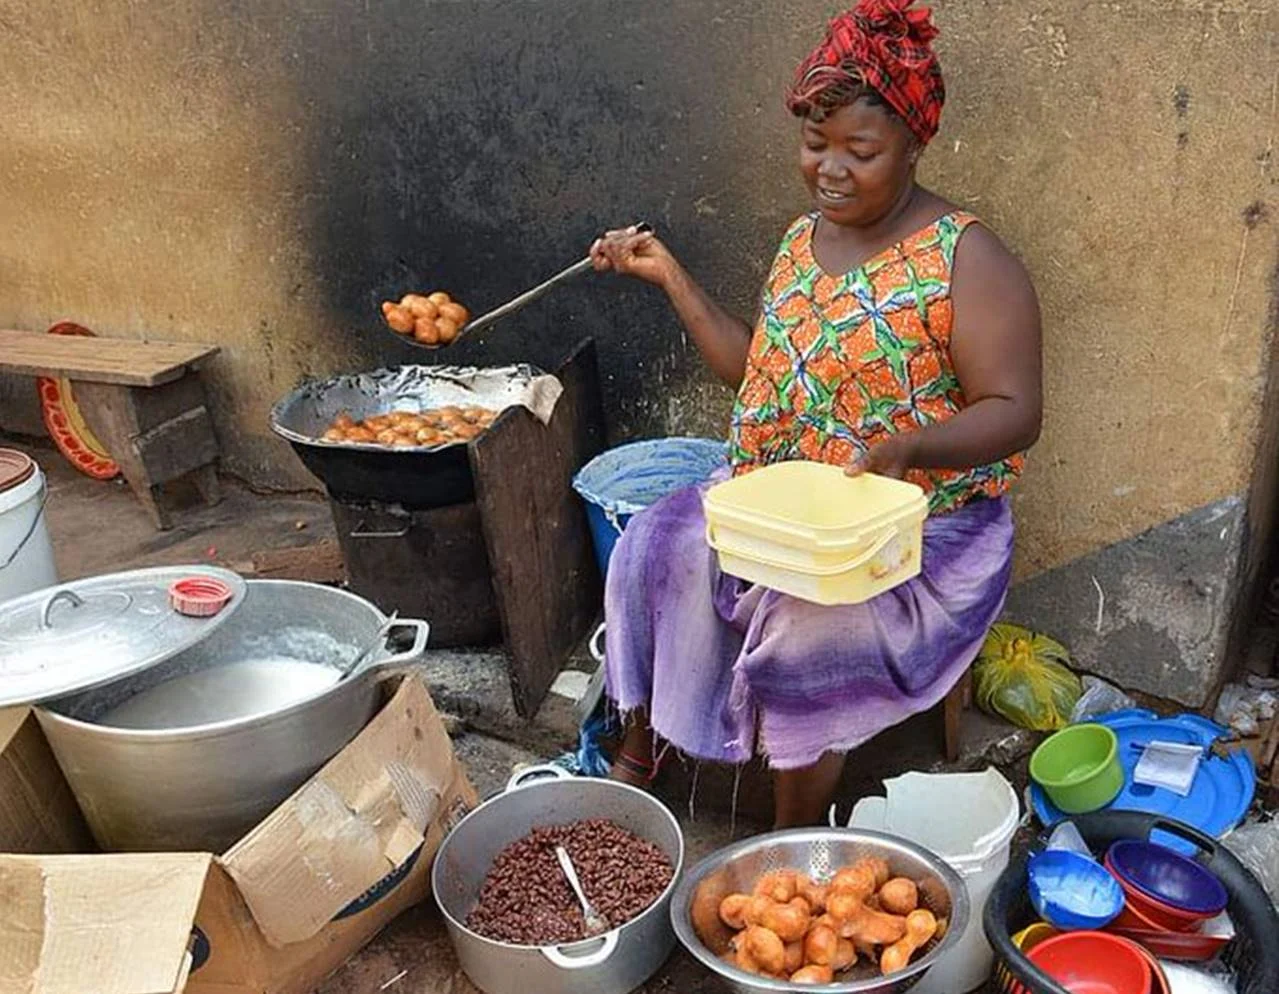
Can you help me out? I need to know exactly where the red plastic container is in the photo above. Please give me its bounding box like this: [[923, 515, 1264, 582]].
[[1026, 931, 1152, 994], [1107, 925, 1231, 963], [1112, 897, 1174, 932]]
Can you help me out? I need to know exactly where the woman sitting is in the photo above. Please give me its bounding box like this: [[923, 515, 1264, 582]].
[[588, 0, 1042, 827]]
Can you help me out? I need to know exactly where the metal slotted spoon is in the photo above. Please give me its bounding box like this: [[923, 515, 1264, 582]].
[[388, 222, 651, 350]]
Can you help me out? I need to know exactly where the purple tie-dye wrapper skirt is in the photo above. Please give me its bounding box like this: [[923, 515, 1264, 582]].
[[603, 480, 1014, 771]]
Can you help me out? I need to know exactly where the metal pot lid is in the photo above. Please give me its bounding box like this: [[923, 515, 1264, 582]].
[[0, 565, 247, 707]]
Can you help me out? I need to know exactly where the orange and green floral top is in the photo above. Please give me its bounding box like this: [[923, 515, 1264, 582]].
[[729, 211, 1024, 513]]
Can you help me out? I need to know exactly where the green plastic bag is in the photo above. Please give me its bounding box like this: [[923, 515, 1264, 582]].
[[972, 623, 1082, 731]]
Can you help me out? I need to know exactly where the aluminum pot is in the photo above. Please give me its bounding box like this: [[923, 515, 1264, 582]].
[[35, 579, 428, 853], [432, 766, 685, 994], [671, 828, 970, 994]]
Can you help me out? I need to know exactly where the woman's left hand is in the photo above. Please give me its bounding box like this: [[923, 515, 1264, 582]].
[[845, 435, 918, 480]]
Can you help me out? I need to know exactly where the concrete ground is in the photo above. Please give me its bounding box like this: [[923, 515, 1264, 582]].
[[12, 435, 335, 581], [18, 438, 1038, 994]]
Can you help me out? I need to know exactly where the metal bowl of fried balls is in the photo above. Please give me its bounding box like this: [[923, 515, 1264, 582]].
[[672, 828, 969, 993], [319, 405, 498, 448]]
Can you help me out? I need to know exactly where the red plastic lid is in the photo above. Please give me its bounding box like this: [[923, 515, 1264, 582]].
[[169, 576, 234, 617], [0, 449, 35, 495]]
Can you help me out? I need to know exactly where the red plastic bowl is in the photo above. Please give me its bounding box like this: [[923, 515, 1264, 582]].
[[1111, 897, 1174, 932], [1112, 935, 1172, 994], [1028, 931, 1152, 994], [1108, 869, 1209, 932]]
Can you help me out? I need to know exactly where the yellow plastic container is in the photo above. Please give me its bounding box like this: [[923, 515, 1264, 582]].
[[703, 461, 929, 605]]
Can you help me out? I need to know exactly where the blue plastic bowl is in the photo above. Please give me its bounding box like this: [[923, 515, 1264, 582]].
[[1027, 849, 1125, 930], [1107, 839, 1228, 916]]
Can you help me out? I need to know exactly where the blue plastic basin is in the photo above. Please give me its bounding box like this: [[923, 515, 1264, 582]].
[[572, 438, 726, 578]]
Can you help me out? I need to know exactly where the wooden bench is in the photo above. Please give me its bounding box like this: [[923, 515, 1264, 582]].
[[0, 328, 222, 530]]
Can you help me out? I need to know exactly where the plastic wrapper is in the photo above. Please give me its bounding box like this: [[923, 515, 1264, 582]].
[[1070, 675, 1136, 722], [973, 623, 1082, 731], [1213, 682, 1277, 738], [1161, 959, 1238, 993], [1046, 820, 1090, 856], [1222, 817, 1279, 909]]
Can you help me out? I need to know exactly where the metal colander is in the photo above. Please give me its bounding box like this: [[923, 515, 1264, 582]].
[[671, 828, 970, 994]]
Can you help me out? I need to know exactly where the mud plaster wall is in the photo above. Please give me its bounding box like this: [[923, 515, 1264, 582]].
[[1, 2, 1277, 699]]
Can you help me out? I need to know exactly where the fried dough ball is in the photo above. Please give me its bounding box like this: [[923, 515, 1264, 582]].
[[791, 965, 834, 984], [414, 317, 440, 345], [383, 305, 414, 334], [438, 301, 469, 325], [435, 317, 460, 345], [402, 294, 438, 320]]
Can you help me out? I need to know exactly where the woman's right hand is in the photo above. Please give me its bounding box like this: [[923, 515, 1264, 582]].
[[589, 225, 678, 288]]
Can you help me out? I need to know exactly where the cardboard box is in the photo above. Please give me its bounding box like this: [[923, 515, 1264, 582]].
[[0, 675, 476, 994]]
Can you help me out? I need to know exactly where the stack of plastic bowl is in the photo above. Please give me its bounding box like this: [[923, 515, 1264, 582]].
[[1103, 839, 1233, 961], [1017, 931, 1154, 994]]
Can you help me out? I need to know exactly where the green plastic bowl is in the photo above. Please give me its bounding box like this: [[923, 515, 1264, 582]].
[[1030, 723, 1124, 814]]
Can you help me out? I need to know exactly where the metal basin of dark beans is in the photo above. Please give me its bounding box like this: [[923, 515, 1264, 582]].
[[432, 767, 685, 994], [466, 819, 674, 945]]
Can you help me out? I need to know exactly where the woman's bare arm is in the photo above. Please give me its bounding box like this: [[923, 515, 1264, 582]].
[[590, 227, 753, 387]]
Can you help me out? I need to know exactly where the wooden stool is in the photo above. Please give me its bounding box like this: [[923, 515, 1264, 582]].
[[0, 329, 221, 530]]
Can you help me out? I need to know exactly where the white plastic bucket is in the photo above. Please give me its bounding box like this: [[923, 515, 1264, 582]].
[[835, 767, 1020, 994], [0, 453, 57, 604]]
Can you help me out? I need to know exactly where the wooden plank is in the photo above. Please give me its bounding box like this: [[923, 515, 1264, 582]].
[[73, 381, 171, 528], [232, 540, 347, 585], [73, 378, 222, 529], [470, 338, 606, 717], [132, 407, 220, 486], [0, 329, 219, 387], [941, 669, 972, 763]]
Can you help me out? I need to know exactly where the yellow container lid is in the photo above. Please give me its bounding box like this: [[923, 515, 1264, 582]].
[[704, 462, 928, 551]]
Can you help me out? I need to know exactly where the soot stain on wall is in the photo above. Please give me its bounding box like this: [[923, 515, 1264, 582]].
[[269, 0, 791, 441]]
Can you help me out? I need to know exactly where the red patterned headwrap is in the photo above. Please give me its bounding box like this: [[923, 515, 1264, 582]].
[[786, 0, 945, 145]]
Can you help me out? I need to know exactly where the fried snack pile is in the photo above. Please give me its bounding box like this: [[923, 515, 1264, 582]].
[[320, 406, 497, 447], [381, 292, 470, 346], [716, 859, 940, 983]]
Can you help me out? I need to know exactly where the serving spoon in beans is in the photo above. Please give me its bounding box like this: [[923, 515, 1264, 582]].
[[555, 846, 610, 936], [383, 222, 651, 350]]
